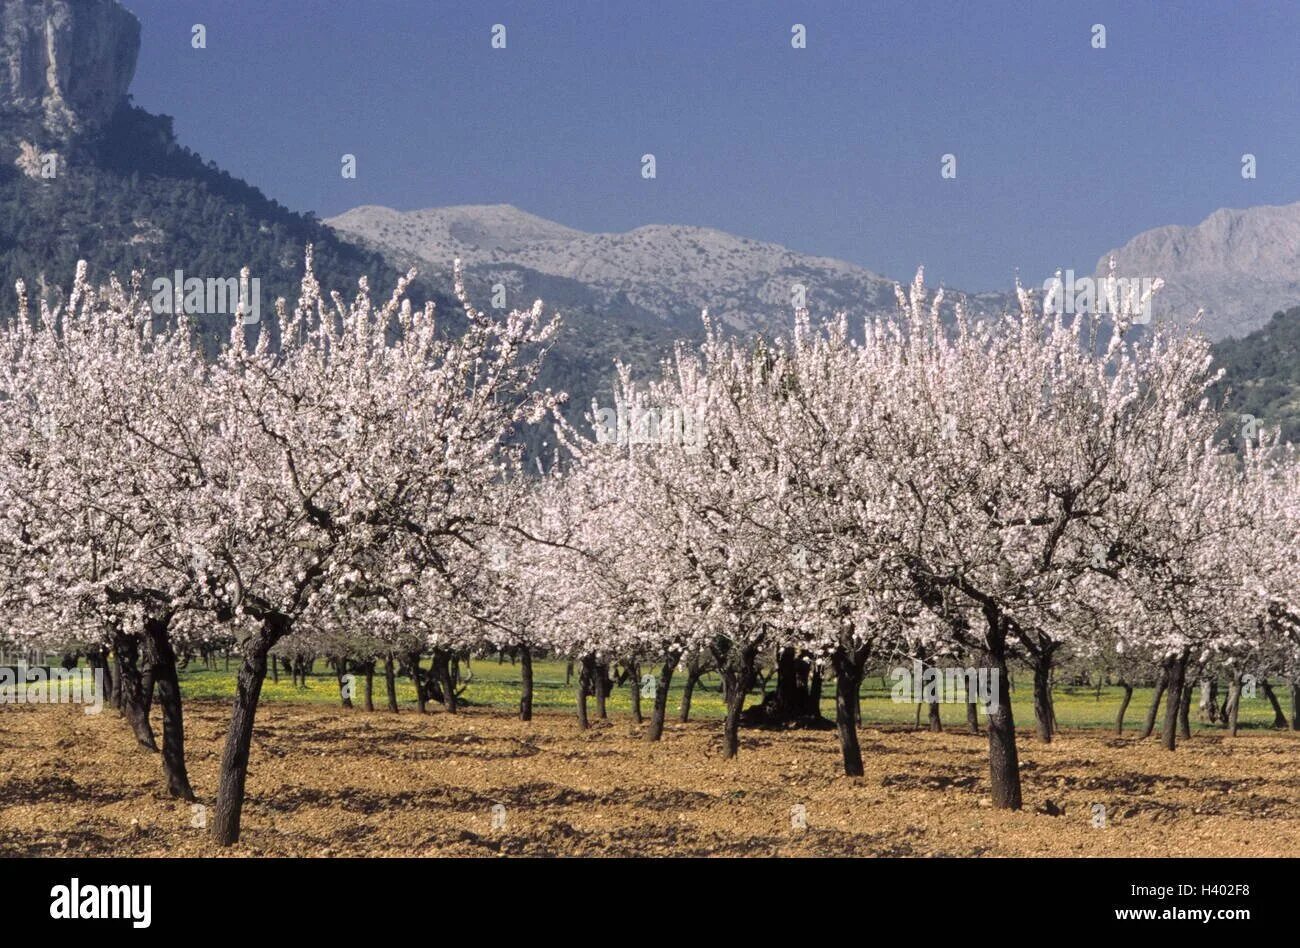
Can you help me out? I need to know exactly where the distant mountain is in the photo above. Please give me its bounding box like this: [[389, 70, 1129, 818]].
[[1211, 305, 1300, 445], [331, 202, 1300, 449], [0, 0, 669, 459], [1098, 202, 1300, 341], [0, 0, 422, 346], [326, 204, 1014, 339]]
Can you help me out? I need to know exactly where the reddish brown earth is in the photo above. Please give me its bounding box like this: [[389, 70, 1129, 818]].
[[1, 701, 1296, 856]]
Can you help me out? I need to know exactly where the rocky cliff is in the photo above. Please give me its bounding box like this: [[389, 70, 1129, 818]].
[[1, 0, 139, 148], [1098, 201, 1300, 341]]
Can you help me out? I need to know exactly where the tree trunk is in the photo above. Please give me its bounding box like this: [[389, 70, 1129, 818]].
[[627, 662, 643, 724], [1115, 680, 1134, 735], [362, 660, 375, 712], [761, 646, 824, 724], [966, 701, 980, 735], [595, 662, 610, 720], [927, 698, 942, 732], [212, 618, 287, 846], [109, 650, 122, 710], [679, 668, 700, 722], [1031, 655, 1054, 743], [1140, 667, 1168, 739], [646, 656, 675, 742], [409, 652, 426, 714], [985, 629, 1022, 810], [1225, 673, 1243, 737], [832, 648, 866, 777], [519, 645, 533, 722], [1199, 679, 1219, 724], [141, 666, 155, 719], [335, 660, 353, 709], [773, 647, 804, 717], [1290, 680, 1300, 731], [382, 654, 398, 712], [1261, 680, 1289, 728], [1178, 676, 1193, 739], [1161, 654, 1187, 751], [143, 615, 196, 801], [433, 649, 457, 713], [113, 633, 157, 751], [576, 655, 594, 729], [89, 648, 113, 706], [717, 644, 759, 760]]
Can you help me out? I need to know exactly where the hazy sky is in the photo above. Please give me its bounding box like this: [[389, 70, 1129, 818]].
[[122, 0, 1299, 291]]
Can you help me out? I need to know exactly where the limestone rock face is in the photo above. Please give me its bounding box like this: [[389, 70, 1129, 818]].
[[1098, 202, 1300, 341], [1, 0, 140, 143]]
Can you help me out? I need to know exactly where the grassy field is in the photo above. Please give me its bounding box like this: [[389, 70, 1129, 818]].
[[174, 657, 1295, 731]]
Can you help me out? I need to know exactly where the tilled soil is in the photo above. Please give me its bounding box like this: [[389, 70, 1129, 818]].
[[1, 701, 1297, 856]]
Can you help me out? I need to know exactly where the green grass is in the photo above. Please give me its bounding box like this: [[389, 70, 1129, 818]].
[[175, 658, 1294, 731]]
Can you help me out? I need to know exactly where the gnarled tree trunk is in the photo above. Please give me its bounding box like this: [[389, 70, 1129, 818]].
[[408, 652, 426, 713], [143, 614, 195, 801], [333, 657, 353, 709], [646, 655, 676, 741], [112, 631, 157, 752], [1225, 672, 1243, 737], [432, 649, 457, 713], [1261, 679, 1289, 729], [212, 616, 289, 846], [1140, 667, 1168, 739], [362, 660, 375, 712], [1115, 680, 1134, 735], [715, 642, 759, 760], [832, 647, 867, 777], [984, 621, 1021, 810], [595, 662, 611, 720]]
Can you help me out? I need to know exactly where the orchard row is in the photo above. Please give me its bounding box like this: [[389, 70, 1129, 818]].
[[0, 256, 1295, 844]]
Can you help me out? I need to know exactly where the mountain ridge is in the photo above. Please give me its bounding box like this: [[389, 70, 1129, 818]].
[[1098, 200, 1300, 340], [326, 203, 1014, 339]]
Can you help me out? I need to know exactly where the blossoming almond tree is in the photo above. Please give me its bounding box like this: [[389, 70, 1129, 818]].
[[572, 331, 788, 756], [0, 265, 214, 799], [201, 254, 560, 844], [841, 271, 1233, 805]]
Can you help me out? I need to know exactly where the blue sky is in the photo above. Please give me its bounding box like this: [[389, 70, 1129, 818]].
[[121, 0, 1299, 291]]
